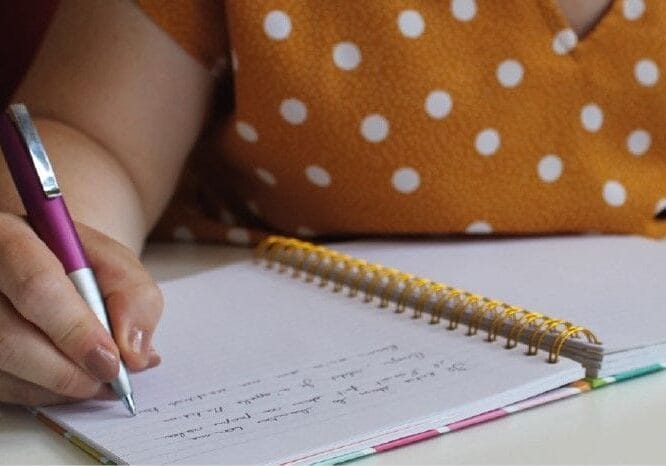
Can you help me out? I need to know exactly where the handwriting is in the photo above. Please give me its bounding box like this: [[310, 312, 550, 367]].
[[236, 392, 271, 406], [376, 372, 407, 385], [292, 395, 322, 406], [148, 342, 473, 449], [256, 407, 313, 424], [312, 357, 349, 369], [160, 426, 203, 440], [404, 370, 436, 383], [330, 368, 364, 381], [137, 407, 159, 415], [448, 362, 467, 372], [359, 385, 389, 395], [382, 352, 425, 365], [213, 412, 251, 426], [240, 379, 261, 387], [190, 426, 243, 441], [358, 344, 399, 357], [167, 388, 226, 408]]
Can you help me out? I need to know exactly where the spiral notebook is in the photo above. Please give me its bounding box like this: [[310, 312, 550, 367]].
[[36, 235, 666, 464]]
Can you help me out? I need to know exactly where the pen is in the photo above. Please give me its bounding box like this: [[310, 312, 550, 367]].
[[0, 104, 136, 415]]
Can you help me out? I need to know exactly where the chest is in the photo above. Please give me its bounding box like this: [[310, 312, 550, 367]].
[[555, 0, 614, 37]]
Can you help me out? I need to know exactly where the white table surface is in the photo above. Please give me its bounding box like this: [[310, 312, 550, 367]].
[[1, 242, 665, 465]]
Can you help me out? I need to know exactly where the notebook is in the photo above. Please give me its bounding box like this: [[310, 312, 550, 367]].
[[36, 234, 666, 465]]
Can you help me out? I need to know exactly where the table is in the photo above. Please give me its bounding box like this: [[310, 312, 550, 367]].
[[2, 242, 665, 464]]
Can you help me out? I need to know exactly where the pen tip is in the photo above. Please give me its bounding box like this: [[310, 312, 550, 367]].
[[122, 394, 137, 416]]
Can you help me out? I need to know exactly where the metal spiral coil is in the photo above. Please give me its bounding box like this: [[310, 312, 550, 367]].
[[255, 235, 601, 363]]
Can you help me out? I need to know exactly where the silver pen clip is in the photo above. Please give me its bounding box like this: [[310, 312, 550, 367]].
[[7, 103, 61, 198]]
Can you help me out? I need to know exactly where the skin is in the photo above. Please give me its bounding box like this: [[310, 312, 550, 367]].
[[0, 0, 611, 406], [0, 0, 213, 406], [556, 0, 614, 37]]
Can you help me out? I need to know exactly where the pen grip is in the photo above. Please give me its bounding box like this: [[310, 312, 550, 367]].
[[69, 268, 133, 398], [0, 114, 88, 273]]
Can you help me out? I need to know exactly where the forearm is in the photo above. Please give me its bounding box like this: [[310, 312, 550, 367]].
[[1, 0, 215, 255], [0, 118, 148, 254]]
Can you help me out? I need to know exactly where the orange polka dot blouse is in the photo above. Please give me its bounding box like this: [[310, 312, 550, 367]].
[[138, 0, 666, 245]]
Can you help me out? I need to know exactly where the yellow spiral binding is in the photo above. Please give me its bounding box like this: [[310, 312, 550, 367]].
[[255, 236, 602, 363]]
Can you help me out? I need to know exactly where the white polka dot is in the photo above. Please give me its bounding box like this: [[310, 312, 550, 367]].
[[220, 208, 236, 225], [173, 226, 194, 242], [626, 129, 651, 156], [255, 167, 276, 186], [296, 226, 316, 237], [466, 221, 493, 234], [424, 90, 453, 119], [537, 154, 563, 183], [231, 49, 239, 72], [580, 103, 604, 132], [603, 180, 627, 207], [360, 114, 390, 143], [496, 59, 524, 88], [226, 227, 251, 245], [263, 10, 292, 40], [236, 121, 258, 142], [655, 198, 666, 216], [305, 165, 331, 187], [552, 28, 578, 55], [634, 59, 660, 86], [623, 0, 645, 20], [279, 98, 308, 125], [397, 10, 425, 38], [246, 201, 260, 216], [391, 167, 421, 194], [333, 42, 362, 71], [474, 128, 501, 156], [451, 0, 477, 21]]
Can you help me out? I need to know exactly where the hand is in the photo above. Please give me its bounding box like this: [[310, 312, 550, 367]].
[[0, 213, 162, 406]]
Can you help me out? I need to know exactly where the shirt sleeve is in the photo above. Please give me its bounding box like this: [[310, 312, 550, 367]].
[[135, 0, 227, 71]]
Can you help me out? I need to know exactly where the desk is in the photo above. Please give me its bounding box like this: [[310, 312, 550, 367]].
[[2, 242, 665, 464]]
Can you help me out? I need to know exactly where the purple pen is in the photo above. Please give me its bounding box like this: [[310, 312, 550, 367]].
[[0, 104, 135, 415]]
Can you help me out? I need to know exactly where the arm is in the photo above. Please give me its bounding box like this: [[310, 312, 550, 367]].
[[8, 0, 215, 252], [0, 0, 215, 405]]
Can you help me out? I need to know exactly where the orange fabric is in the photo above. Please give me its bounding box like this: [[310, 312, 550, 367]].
[[138, 0, 666, 245], [136, 0, 226, 70]]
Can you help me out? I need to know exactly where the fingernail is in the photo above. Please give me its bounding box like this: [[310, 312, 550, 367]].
[[146, 345, 161, 368], [128, 327, 146, 355], [148, 354, 161, 369], [84, 345, 119, 382]]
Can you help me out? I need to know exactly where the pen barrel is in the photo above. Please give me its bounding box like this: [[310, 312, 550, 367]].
[[0, 114, 88, 273], [69, 268, 133, 398]]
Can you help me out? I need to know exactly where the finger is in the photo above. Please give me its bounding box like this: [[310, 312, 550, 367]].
[[0, 297, 103, 398], [0, 371, 114, 406], [132, 346, 161, 372], [92, 385, 118, 401], [0, 214, 120, 382], [105, 283, 163, 371], [0, 371, 75, 406], [148, 346, 161, 368], [81, 224, 163, 371]]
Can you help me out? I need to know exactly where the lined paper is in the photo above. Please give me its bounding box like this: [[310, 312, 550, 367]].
[[41, 263, 582, 465], [337, 235, 666, 375]]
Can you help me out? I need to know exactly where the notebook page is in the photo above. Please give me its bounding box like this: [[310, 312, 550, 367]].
[[335, 235, 666, 356], [40, 263, 582, 465]]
